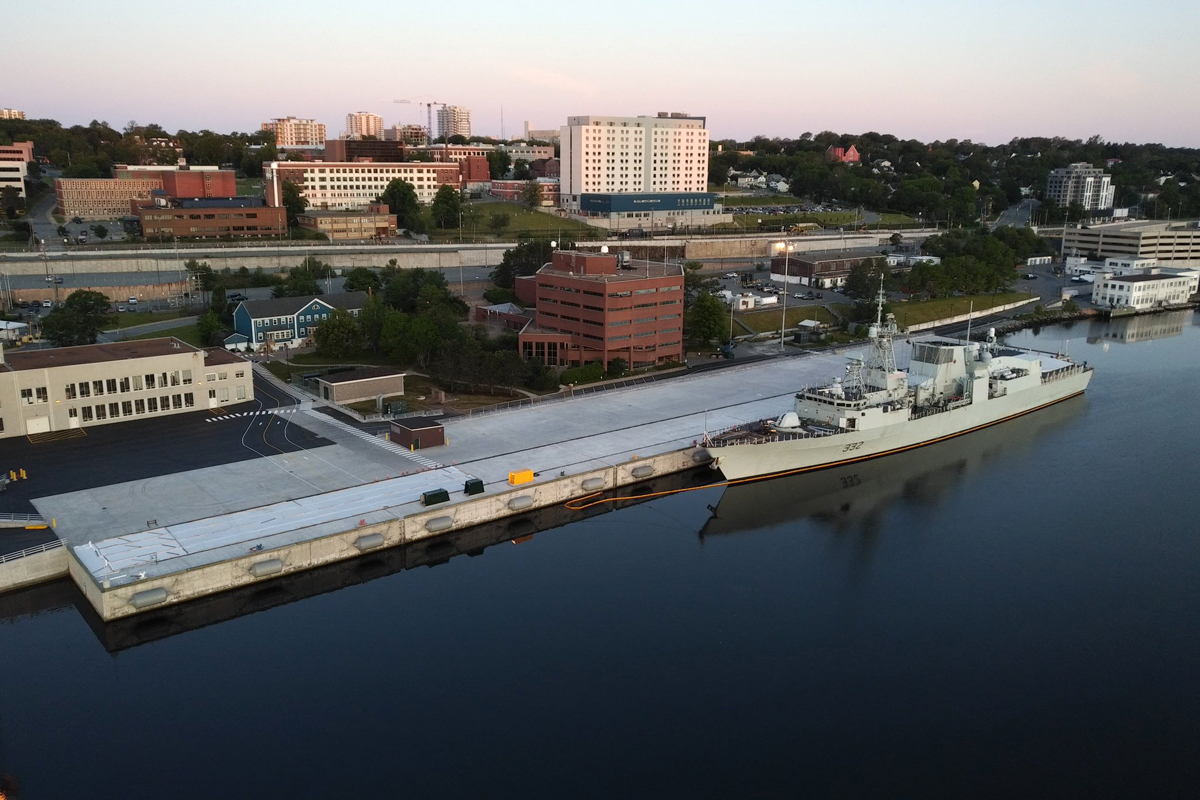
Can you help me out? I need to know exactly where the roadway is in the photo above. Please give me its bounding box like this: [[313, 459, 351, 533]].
[[992, 199, 1038, 229]]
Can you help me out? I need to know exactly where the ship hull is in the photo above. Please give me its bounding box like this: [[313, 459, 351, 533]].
[[709, 369, 1092, 481]]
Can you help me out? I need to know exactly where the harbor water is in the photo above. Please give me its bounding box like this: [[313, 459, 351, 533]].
[[1, 312, 1198, 798]]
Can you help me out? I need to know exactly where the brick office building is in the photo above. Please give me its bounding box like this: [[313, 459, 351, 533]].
[[772, 248, 888, 289], [115, 166, 236, 198], [517, 250, 684, 370], [297, 204, 397, 240], [135, 196, 287, 240]]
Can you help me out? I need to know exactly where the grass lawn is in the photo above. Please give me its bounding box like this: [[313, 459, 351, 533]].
[[262, 362, 290, 382], [737, 305, 836, 333], [401, 374, 521, 412], [236, 178, 263, 196], [890, 292, 1036, 327], [875, 213, 916, 225], [128, 322, 206, 347], [287, 351, 395, 367], [432, 201, 601, 242], [103, 309, 186, 330]]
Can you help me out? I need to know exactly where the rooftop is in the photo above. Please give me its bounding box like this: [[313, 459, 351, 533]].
[[240, 292, 368, 318], [1078, 219, 1200, 234], [203, 348, 248, 367], [789, 249, 884, 263], [541, 251, 683, 283], [1106, 272, 1188, 284], [2, 338, 196, 372], [317, 367, 405, 385]]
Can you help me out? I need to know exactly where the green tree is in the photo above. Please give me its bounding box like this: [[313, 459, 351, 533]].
[[313, 308, 361, 358], [520, 181, 541, 208], [512, 158, 532, 180], [281, 180, 307, 227], [430, 184, 462, 229], [844, 261, 874, 299], [686, 292, 727, 344], [683, 261, 721, 308], [356, 292, 388, 352], [491, 239, 555, 288], [93, 223, 108, 240], [342, 266, 382, 294], [486, 149, 512, 179], [273, 261, 327, 297], [196, 308, 224, 346], [377, 178, 425, 233], [40, 290, 112, 346], [487, 212, 510, 237]]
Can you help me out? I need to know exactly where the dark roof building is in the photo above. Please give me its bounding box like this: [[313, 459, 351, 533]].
[[233, 292, 368, 350]]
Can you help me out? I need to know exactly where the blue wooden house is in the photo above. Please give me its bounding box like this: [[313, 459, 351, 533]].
[[231, 292, 368, 350]]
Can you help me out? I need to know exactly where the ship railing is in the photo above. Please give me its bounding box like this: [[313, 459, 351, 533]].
[[1041, 362, 1089, 384], [705, 427, 846, 448]]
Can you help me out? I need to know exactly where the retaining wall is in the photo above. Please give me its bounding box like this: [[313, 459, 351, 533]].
[[906, 297, 1040, 332]]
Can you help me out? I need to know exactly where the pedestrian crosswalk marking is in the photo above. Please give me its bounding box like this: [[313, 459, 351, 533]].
[[205, 407, 299, 422]]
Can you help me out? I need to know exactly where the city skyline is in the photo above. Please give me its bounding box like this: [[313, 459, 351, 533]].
[[6, 0, 1200, 148]]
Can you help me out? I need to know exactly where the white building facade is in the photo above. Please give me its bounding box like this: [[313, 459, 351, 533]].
[[1046, 163, 1115, 211], [264, 161, 460, 210], [560, 112, 709, 206], [1092, 269, 1199, 309], [436, 106, 471, 139], [499, 143, 555, 164], [344, 112, 384, 140], [261, 117, 327, 147], [0, 109, 25, 120]]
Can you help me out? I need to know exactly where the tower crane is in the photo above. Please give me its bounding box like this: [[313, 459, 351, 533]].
[[389, 98, 446, 143]]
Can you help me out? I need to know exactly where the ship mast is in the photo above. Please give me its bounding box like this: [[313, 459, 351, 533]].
[[866, 274, 899, 377]]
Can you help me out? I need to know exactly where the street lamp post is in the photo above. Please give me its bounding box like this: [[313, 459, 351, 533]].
[[775, 240, 793, 352]]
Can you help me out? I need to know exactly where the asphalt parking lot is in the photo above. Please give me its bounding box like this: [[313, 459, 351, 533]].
[[0, 373, 332, 515]]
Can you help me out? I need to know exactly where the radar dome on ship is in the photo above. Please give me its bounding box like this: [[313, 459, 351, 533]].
[[776, 412, 801, 429]]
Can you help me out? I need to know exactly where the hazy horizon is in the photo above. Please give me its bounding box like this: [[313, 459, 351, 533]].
[[8, 0, 1199, 148]]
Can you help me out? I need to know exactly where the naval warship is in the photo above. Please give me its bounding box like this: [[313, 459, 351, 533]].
[[700, 285, 1093, 481]]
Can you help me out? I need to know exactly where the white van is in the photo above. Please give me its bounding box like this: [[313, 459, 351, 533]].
[[127, 297, 138, 305]]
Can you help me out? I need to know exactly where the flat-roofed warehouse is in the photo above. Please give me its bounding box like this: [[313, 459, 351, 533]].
[[0, 338, 253, 438], [315, 367, 405, 404]]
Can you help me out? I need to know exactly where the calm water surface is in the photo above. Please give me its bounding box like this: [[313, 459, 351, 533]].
[[2, 313, 1198, 799]]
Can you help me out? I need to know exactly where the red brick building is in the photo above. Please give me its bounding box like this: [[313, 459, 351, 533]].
[[518, 251, 684, 369], [531, 158, 560, 178], [115, 167, 236, 198], [490, 179, 560, 206], [825, 144, 860, 164], [135, 197, 286, 240]]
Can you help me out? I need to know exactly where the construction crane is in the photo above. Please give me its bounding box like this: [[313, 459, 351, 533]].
[[389, 98, 444, 143]]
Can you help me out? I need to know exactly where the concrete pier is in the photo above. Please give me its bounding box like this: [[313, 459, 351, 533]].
[[17, 349, 857, 621]]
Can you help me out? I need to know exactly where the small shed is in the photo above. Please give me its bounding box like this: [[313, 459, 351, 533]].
[[316, 367, 405, 404], [0, 320, 29, 342], [792, 319, 824, 343], [389, 418, 445, 450]]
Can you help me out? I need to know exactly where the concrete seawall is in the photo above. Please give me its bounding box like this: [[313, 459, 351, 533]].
[[906, 297, 1040, 332], [70, 447, 707, 622], [0, 545, 69, 593]]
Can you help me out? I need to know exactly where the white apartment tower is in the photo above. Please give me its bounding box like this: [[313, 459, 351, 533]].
[[261, 117, 327, 147], [1, 108, 26, 120], [436, 106, 471, 140], [559, 112, 709, 204], [1046, 162, 1115, 211], [344, 111, 384, 140]]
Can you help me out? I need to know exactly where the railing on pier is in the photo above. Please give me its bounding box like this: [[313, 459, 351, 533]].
[[0, 540, 64, 565], [0, 512, 45, 524]]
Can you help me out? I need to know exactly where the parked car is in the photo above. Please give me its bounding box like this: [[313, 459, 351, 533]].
[[127, 296, 138, 305], [724, 272, 737, 279], [54, 276, 63, 284], [42, 300, 53, 308], [227, 292, 247, 302], [1024, 273, 1038, 280], [117, 305, 126, 312]]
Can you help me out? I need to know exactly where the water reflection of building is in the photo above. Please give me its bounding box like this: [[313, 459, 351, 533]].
[[701, 395, 1085, 539], [0, 468, 717, 653], [1086, 310, 1192, 345]]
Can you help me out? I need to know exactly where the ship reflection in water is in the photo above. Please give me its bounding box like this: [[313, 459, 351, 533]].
[[701, 393, 1085, 540]]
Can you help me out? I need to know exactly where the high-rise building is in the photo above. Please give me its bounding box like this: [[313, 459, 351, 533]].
[[0, 108, 26, 120], [383, 124, 428, 146], [437, 106, 471, 140], [523, 121, 560, 142], [560, 112, 709, 198], [261, 117, 327, 147], [344, 111, 384, 140], [1046, 162, 1115, 211]]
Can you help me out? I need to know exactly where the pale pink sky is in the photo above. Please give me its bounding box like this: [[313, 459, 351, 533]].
[[9, 0, 1200, 147]]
